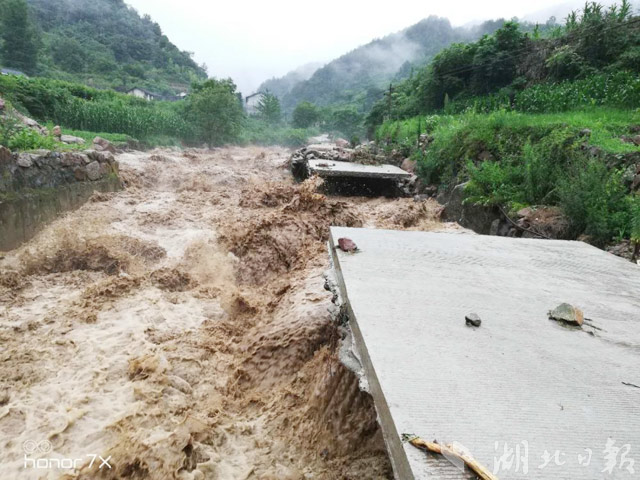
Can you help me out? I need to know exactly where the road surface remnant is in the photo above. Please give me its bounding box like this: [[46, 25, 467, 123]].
[[329, 226, 640, 479]]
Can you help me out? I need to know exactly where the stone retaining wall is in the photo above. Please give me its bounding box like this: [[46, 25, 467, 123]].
[[0, 146, 121, 250]]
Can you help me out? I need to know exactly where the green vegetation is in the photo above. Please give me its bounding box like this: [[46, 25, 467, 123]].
[[239, 117, 315, 148], [182, 79, 244, 146], [0, 0, 206, 94], [1, 74, 319, 148], [372, 2, 640, 248], [379, 108, 639, 246], [0, 74, 189, 140], [255, 93, 282, 125], [292, 101, 321, 128], [368, 1, 639, 123], [0, 0, 39, 74], [263, 17, 497, 116]]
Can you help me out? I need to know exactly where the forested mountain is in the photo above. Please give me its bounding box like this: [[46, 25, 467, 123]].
[[274, 17, 464, 113], [268, 16, 517, 115], [0, 0, 207, 94]]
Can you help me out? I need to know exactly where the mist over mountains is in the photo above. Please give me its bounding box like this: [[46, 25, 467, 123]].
[[257, 0, 639, 114]]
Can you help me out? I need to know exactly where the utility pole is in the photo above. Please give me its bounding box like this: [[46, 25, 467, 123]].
[[386, 83, 394, 121]]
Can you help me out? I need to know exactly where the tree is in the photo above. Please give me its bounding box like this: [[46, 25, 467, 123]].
[[328, 106, 363, 138], [292, 101, 320, 128], [256, 92, 281, 124], [184, 78, 245, 146], [0, 0, 39, 74], [51, 37, 87, 73]]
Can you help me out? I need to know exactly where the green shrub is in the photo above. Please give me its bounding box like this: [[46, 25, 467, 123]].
[[558, 158, 632, 245], [8, 129, 56, 150]]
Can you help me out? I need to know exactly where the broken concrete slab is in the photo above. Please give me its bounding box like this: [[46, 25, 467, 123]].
[[329, 227, 640, 479], [308, 159, 411, 181]]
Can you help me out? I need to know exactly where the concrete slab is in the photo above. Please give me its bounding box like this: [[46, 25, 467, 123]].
[[329, 227, 640, 480], [308, 159, 411, 180]]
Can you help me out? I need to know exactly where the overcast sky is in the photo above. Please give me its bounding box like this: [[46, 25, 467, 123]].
[[124, 0, 623, 95]]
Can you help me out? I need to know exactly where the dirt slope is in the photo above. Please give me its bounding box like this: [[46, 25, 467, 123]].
[[0, 146, 462, 479]]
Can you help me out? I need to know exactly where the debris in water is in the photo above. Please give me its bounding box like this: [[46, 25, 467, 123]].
[[338, 237, 358, 252], [548, 303, 584, 326], [402, 434, 498, 480], [465, 313, 482, 327]]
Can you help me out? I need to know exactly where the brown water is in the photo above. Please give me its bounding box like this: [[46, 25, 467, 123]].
[[0, 147, 463, 479]]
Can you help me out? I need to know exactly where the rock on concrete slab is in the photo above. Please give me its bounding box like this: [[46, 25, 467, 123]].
[[548, 303, 584, 326], [329, 226, 640, 480], [465, 312, 482, 327]]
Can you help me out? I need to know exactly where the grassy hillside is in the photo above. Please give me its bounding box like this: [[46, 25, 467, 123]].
[[374, 2, 640, 248], [0, 0, 207, 95]]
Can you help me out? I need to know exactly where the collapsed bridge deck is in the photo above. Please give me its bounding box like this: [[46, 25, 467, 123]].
[[307, 159, 411, 181], [329, 227, 640, 479]]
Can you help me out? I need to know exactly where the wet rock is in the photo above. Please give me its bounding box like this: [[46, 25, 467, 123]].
[[465, 313, 482, 327], [60, 134, 85, 145], [548, 303, 584, 326], [335, 138, 350, 148], [74, 166, 87, 181], [477, 150, 495, 161], [0, 146, 13, 165], [442, 182, 501, 234], [621, 135, 640, 146], [606, 240, 638, 262], [87, 149, 115, 164], [513, 206, 570, 240], [52, 125, 62, 138], [337, 237, 357, 252], [12, 110, 48, 135], [61, 152, 88, 166], [93, 136, 116, 153], [401, 157, 417, 174], [86, 161, 101, 181], [16, 153, 34, 168], [418, 134, 433, 149]]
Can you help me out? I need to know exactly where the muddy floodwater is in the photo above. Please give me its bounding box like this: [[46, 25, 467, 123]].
[[0, 147, 461, 479]]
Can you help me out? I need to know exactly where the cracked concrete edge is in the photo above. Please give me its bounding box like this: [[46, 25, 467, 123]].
[[326, 239, 415, 480]]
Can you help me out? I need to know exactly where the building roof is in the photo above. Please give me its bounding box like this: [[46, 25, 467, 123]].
[[127, 87, 160, 97], [245, 91, 265, 102], [330, 227, 640, 479]]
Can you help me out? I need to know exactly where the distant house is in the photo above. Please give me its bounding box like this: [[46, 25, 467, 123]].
[[1, 68, 27, 77], [127, 87, 160, 101], [245, 92, 265, 115]]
